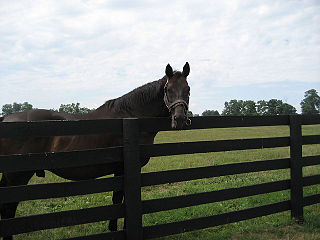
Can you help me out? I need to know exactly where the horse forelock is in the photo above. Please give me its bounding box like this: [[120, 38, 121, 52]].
[[173, 70, 182, 77]]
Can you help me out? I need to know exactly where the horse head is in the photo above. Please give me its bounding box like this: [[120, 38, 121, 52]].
[[164, 62, 191, 129]]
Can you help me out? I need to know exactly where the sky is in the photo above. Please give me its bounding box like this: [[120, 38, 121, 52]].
[[0, 0, 319, 114]]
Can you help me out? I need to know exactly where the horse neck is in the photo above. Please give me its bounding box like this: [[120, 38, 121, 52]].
[[130, 78, 169, 118], [90, 78, 169, 119], [137, 96, 169, 118]]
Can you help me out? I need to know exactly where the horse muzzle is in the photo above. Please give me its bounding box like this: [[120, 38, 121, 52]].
[[170, 102, 191, 130], [171, 114, 188, 129]]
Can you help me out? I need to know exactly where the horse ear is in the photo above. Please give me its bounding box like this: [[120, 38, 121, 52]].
[[166, 64, 173, 78], [182, 62, 190, 77]]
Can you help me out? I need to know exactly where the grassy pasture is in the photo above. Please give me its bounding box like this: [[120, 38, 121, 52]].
[[1, 124, 320, 239]]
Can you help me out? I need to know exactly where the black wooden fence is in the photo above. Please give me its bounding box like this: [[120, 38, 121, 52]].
[[0, 115, 319, 239]]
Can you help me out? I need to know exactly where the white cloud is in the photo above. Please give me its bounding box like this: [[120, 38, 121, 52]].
[[0, 0, 319, 114]]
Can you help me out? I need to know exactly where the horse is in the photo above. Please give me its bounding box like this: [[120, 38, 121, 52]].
[[0, 62, 191, 240]]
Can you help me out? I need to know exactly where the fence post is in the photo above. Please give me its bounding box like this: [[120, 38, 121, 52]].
[[123, 118, 143, 239], [289, 115, 304, 224]]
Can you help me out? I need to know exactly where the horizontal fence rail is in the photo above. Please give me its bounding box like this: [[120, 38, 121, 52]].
[[0, 204, 125, 237], [0, 176, 123, 204], [303, 174, 320, 187], [0, 115, 319, 240], [302, 135, 320, 145], [301, 114, 320, 125], [303, 155, 320, 166], [143, 201, 292, 239], [1, 115, 319, 138], [0, 119, 123, 138], [304, 194, 320, 206], [0, 147, 123, 173], [141, 137, 290, 158], [138, 114, 319, 132], [142, 174, 320, 215], [139, 115, 291, 132], [142, 179, 291, 214], [141, 158, 290, 186]]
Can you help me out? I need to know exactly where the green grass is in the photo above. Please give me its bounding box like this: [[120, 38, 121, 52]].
[[2, 125, 320, 239]]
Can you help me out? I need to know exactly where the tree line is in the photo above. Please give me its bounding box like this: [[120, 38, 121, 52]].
[[1, 102, 93, 116], [1, 89, 319, 117], [191, 89, 319, 116]]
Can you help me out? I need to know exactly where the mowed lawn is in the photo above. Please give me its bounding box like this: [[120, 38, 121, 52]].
[[1, 124, 320, 240]]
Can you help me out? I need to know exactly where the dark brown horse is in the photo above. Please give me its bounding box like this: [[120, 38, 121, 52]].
[[0, 62, 191, 240]]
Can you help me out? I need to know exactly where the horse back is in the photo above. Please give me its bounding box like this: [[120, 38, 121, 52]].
[[0, 110, 68, 156], [2, 109, 69, 122]]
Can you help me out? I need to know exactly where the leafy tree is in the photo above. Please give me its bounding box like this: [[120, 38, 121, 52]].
[[267, 99, 297, 115], [222, 100, 243, 116], [1, 104, 13, 116], [222, 100, 256, 116], [242, 100, 257, 116], [222, 99, 296, 116], [202, 110, 220, 116], [58, 103, 93, 114], [300, 89, 320, 115], [267, 99, 283, 115], [257, 100, 268, 116], [1, 102, 33, 116], [279, 103, 297, 115]]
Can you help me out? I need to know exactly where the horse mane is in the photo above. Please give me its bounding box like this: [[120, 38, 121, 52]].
[[99, 76, 168, 113]]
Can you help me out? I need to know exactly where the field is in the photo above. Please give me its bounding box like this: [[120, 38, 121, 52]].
[[1, 124, 320, 239]]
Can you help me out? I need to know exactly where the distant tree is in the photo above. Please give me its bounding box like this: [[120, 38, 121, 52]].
[[187, 110, 193, 117], [222, 99, 295, 116], [279, 103, 297, 115], [1, 104, 13, 116], [242, 100, 257, 116], [1, 102, 33, 116], [58, 103, 93, 114], [300, 89, 320, 115], [222, 100, 257, 116], [202, 109, 220, 116], [222, 100, 243, 116], [266, 99, 297, 115], [267, 99, 283, 115], [21, 102, 33, 111], [194, 114, 200, 117], [257, 100, 268, 116]]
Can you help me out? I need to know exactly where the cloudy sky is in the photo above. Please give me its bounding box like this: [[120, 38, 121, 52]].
[[1, 0, 319, 114]]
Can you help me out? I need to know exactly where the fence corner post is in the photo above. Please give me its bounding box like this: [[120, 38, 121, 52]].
[[123, 118, 143, 239], [289, 114, 304, 224]]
